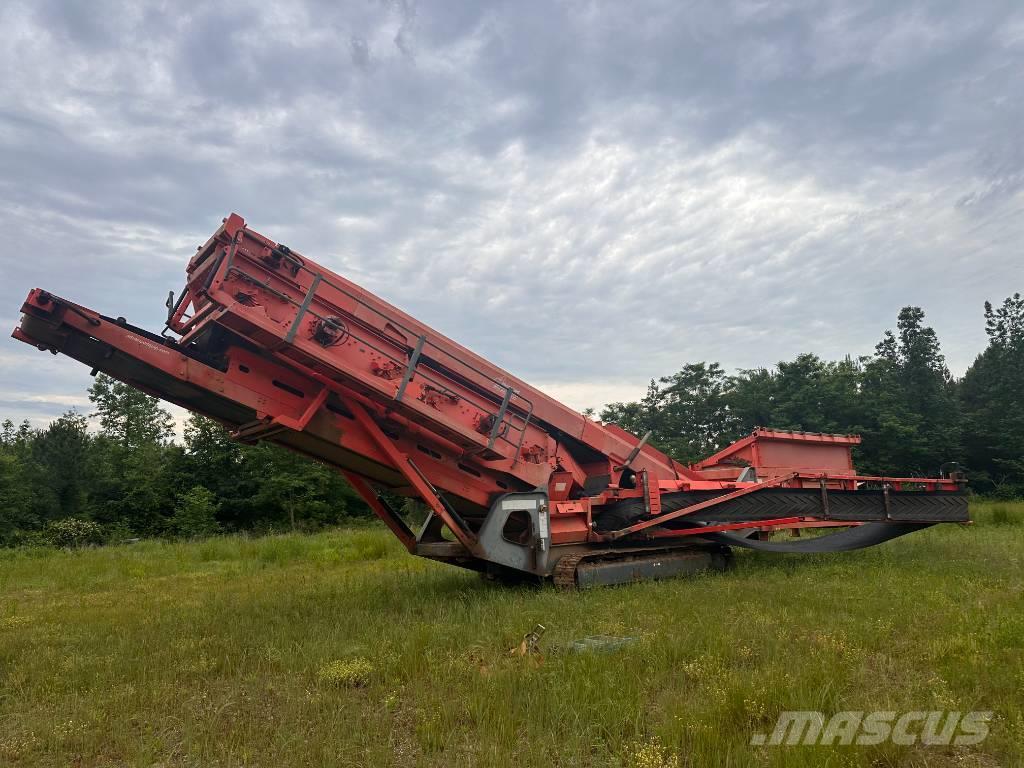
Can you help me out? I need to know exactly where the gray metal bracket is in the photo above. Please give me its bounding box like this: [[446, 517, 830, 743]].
[[474, 492, 551, 575]]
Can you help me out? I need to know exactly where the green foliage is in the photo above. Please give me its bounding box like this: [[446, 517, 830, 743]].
[[857, 307, 960, 475], [44, 517, 104, 548], [0, 403, 369, 547], [172, 486, 221, 539], [174, 415, 365, 533], [960, 293, 1024, 495], [602, 364, 737, 464], [88, 373, 174, 450], [0, 451, 31, 542], [241, 443, 338, 531], [657, 362, 735, 462]]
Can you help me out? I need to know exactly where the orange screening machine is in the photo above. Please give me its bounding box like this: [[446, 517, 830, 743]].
[[12, 214, 968, 587]]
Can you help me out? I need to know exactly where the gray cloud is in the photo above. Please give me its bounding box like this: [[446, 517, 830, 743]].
[[1, 0, 1022, 429]]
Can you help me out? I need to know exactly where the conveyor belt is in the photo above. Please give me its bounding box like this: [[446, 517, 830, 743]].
[[595, 488, 969, 532], [704, 522, 933, 553]]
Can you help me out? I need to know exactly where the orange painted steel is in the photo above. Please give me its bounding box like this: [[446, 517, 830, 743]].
[[11, 214, 969, 580]]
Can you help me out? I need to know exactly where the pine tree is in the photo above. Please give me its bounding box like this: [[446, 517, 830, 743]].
[[858, 307, 960, 475]]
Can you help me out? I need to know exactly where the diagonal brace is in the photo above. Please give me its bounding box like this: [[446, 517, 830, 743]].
[[605, 473, 798, 540], [342, 471, 417, 552], [344, 397, 477, 550]]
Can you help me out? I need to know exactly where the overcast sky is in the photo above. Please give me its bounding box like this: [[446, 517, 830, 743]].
[[2, 0, 1022, 432]]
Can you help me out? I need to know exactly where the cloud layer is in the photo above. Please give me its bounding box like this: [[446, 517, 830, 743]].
[[2, 0, 1022, 428]]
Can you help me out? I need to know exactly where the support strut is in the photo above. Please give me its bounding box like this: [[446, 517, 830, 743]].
[[344, 397, 477, 550]]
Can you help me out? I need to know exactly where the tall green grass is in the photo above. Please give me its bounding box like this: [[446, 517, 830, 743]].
[[971, 499, 1023, 527], [1, 504, 1022, 767]]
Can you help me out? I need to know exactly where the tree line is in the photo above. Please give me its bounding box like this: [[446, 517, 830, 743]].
[[0, 376, 367, 547], [1, 293, 1021, 546]]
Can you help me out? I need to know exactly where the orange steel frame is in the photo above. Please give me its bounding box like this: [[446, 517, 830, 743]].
[[12, 213, 966, 568]]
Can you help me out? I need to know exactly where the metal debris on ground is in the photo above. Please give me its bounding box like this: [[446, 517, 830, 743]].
[[569, 635, 637, 654], [510, 624, 546, 657]]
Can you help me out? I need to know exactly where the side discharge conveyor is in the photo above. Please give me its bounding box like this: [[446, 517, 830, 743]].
[[12, 214, 969, 588]]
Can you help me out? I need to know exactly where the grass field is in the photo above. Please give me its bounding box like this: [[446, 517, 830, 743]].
[[1, 502, 1022, 767]]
